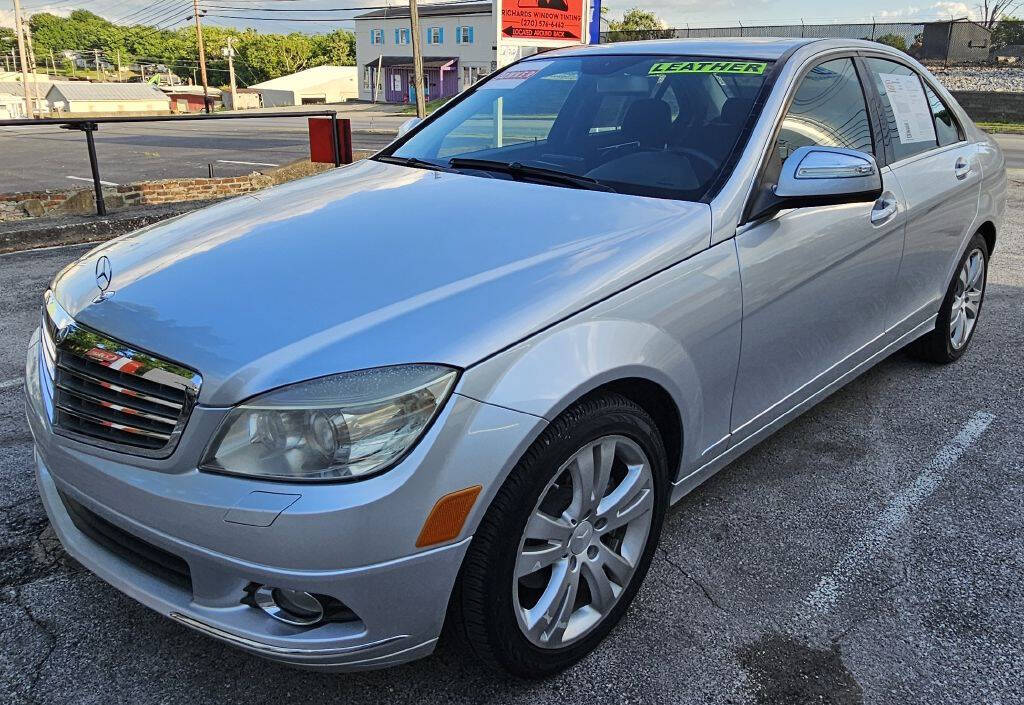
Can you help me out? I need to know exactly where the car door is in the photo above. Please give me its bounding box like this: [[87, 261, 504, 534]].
[[859, 57, 983, 334], [729, 56, 908, 438]]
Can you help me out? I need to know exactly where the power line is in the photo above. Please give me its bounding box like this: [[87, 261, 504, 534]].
[[204, 0, 479, 8], [112, 0, 186, 25]]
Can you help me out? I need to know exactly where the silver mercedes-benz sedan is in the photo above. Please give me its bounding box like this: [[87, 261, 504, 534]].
[[26, 37, 1005, 677]]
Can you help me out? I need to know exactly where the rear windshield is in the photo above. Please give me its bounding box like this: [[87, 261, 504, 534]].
[[385, 55, 773, 201]]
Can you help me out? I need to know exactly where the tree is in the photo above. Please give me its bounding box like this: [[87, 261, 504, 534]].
[[605, 7, 672, 41], [875, 33, 908, 52], [978, 0, 1023, 28], [992, 16, 1024, 46], [309, 30, 356, 67]]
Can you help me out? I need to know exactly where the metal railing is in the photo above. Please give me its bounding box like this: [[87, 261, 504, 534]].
[[600, 20, 1001, 66], [0, 110, 347, 216]]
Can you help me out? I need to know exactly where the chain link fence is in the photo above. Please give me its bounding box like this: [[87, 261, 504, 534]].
[[601, 20, 1002, 65]]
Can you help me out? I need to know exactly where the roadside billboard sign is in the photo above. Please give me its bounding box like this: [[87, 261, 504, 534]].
[[496, 0, 588, 47]]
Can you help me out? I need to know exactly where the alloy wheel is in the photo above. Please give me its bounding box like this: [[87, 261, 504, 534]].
[[950, 247, 985, 350], [512, 435, 655, 649]]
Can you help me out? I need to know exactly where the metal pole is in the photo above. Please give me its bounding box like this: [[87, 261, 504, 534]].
[[11, 0, 33, 117], [408, 0, 426, 118], [330, 112, 341, 167], [83, 124, 106, 216], [226, 36, 237, 111], [193, 0, 211, 113], [24, 17, 42, 115]]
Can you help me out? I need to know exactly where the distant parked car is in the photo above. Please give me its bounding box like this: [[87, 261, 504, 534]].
[[27, 38, 1005, 678]]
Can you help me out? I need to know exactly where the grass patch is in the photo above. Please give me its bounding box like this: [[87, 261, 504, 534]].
[[400, 98, 450, 116], [978, 121, 1024, 135]]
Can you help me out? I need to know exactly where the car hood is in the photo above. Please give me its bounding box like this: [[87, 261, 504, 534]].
[[53, 160, 711, 406]]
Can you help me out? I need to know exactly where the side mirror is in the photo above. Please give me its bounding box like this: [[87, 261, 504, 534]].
[[397, 117, 422, 138], [774, 146, 882, 206]]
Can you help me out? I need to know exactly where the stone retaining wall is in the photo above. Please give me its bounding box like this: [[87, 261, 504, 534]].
[[0, 156, 360, 222], [950, 90, 1024, 123]]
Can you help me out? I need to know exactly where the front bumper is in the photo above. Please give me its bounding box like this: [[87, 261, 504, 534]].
[[25, 329, 545, 670]]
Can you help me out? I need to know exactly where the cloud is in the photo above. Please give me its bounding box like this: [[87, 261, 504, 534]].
[[877, 2, 977, 20], [0, 6, 73, 29]]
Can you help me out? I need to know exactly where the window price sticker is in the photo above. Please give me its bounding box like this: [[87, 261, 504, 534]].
[[480, 61, 553, 90], [879, 73, 936, 144]]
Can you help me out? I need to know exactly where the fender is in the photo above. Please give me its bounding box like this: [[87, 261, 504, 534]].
[[457, 240, 745, 486]]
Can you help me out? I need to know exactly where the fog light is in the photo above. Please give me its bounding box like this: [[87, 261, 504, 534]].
[[253, 586, 325, 626]]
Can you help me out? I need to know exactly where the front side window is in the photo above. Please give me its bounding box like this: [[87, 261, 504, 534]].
[[456, 25, 473, 44], [774, 58, 873, 164], [427, 27, 443, 44], [385, 55, 773, 201], [370, 29, 384, 45], [924, 84, 962, 147], [864, 58, 940, 162]]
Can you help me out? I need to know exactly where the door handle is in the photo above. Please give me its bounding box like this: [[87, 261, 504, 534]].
[[870, 198, 898, 225], [954, 157, 972, 180]]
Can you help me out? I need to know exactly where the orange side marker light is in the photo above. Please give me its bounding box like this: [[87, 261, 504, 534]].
[[416, 485, 483, 548]]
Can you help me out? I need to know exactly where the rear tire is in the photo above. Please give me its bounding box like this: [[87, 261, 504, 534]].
[[910, 231, 989, 364], [452, 392, 668, 679]]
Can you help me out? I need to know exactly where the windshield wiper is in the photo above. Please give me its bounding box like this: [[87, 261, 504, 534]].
[[447, 158, 616, 193], [375, 155, 457, 172]]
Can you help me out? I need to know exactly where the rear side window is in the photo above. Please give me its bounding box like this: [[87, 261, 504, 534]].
[[773, 58, 873, 164], [924, 84, 962, 147], [863, 58, 939, 162]]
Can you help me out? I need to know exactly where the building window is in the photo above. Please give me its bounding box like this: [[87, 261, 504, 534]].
[[394, 28, 410, 44], [455, 25, 474, 44], [426, 27, 443, 44], [370, 29, 384, 44], [363, 66, 371, 89], [391, 74, 402, 92]]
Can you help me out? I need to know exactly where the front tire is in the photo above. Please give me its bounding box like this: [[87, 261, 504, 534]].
[[911, 231, 989, 364], [453, 392, 668, 678]]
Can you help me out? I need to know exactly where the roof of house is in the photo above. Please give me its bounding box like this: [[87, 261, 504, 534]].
[[161, 85, 223, 97], [355, 1, 491, 20], [250, 65, 357, 90], [0, 81, 50, 97], [45, 82, 170, 102], [368, 56, 458, 68]]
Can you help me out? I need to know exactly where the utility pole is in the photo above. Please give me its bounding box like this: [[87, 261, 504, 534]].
[[192, 0, 211, 113], [24, 17, 43, 113], [408, 0, 426, 118], [11, 0, 32, 117], [223, 36, 237, 110], [93, 48, 100, 78], [116, 49, 122, 81]]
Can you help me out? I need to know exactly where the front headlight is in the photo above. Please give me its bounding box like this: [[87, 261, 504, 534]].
[[200, 365, 457, 482]]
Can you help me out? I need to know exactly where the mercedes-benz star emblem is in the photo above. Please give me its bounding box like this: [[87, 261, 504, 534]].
[[94, 255, 114, 302]]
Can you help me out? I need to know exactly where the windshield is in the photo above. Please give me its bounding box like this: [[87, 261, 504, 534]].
[[384, 55, 772, 201]]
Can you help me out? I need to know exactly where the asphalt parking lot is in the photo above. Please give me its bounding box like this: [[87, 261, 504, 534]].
[[1, 181, 1022, 704]]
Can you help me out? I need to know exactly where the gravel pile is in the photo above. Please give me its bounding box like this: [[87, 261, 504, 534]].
[[928, 65, 1024, 92]]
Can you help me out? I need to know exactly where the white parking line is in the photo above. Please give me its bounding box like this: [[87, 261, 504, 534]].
[[215, 159, 279, 167], [0, 377, 24, 391], [67, 175, 118, 186], [804, 410, 995, 616]]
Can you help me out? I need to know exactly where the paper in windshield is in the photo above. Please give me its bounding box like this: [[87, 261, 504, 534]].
[[480, 61, 554, 90], [879, 73, 937, 144]]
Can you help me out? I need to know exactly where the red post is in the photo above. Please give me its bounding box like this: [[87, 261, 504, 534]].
[[308, 117, 353, 165]]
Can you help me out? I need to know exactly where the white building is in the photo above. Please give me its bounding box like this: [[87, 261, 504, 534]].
[[0, 92, 27, 119], [250, 66, 359, 107], [355, 1, 530, 103], [45, 82, 171, 114]]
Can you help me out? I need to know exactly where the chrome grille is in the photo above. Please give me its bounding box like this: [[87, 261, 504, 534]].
[[42, 291, 201, 458]]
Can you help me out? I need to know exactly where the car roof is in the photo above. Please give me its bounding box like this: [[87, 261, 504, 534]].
[[538, 37, 816, 61]]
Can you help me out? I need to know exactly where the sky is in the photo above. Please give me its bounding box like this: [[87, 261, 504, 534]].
[[0, 0, 984, 36]]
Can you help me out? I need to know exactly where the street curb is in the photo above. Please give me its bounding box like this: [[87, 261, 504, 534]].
[[0, 201, 208, 254]]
